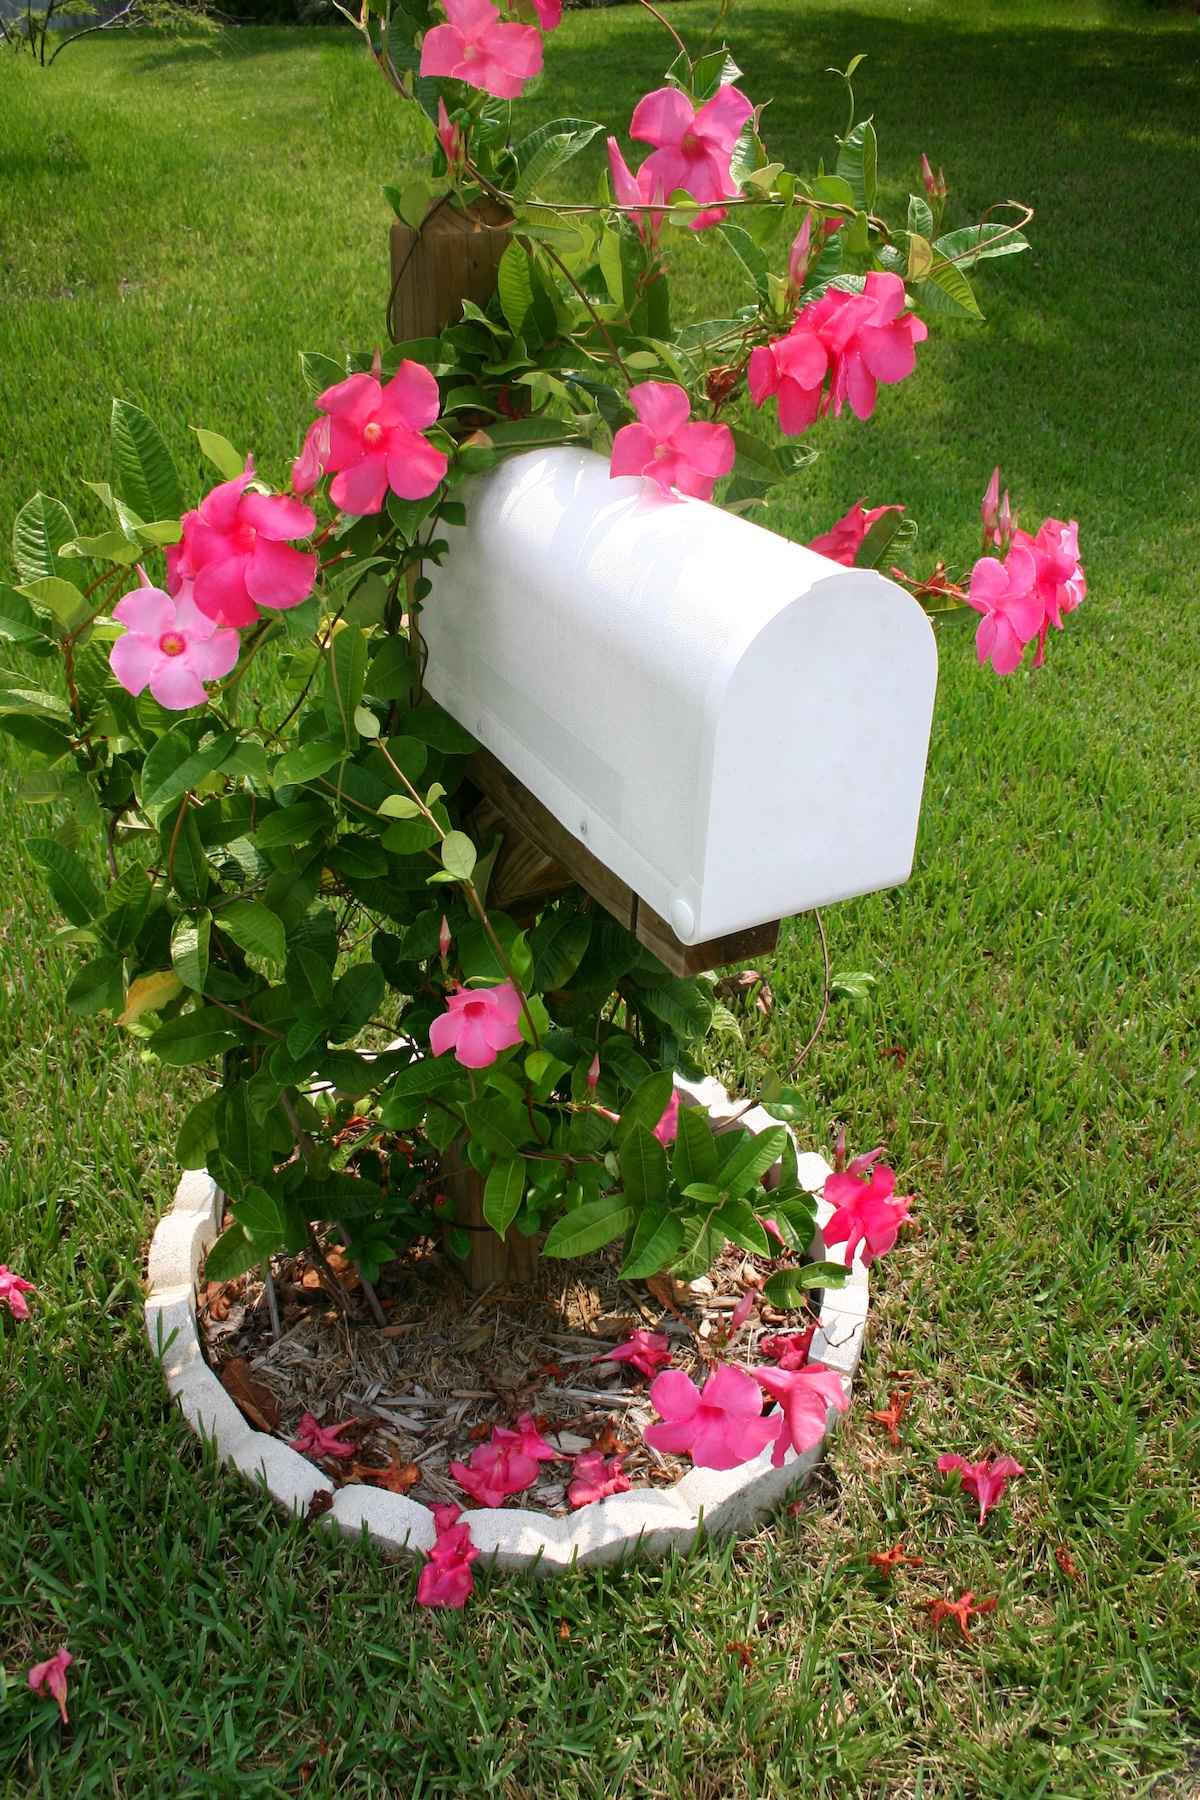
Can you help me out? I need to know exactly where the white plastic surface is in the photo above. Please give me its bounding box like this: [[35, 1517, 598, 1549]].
[[423, 447, 938, 943]]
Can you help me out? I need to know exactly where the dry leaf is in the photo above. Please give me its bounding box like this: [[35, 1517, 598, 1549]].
[[558, 1621, 570, 1641], [350, 1452, 421, 1495], [590, 1424, 628, 1457], [220, 1357, 280, 1432]]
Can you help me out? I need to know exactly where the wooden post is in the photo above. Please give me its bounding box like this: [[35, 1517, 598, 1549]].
[[437, 1137, 541, 1292], [388, 196, 513, 344]]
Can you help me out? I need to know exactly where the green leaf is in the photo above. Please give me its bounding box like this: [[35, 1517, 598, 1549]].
[[831, 969, 877, 1001], [285, 946, 334, 1016], [717, 1125, 788, 1195], [460, 1095, 530, 1159], [232, 1184, 286, 1242], [254, 803, 330, 849], [497, 239, 536, 336], [170, 808, 210, 906], [915, 255, 984, 320], [328, 962, 385, 1040], [217, 899, 286, 966], [763, 1264, 847, 1309], [853, 507, 907, 570], [141, 723, 235, 812], [719, 224, 769, 301], [483, 1156, 527, 1236], [16, 576, 89, 632], [13, 493, 77, 586], [65, 953, 125, 1016], [111, 399, 183, 524], [635, 978, 713, 1043], [171, 910, 211, 993], [299, 352, 345, 400], [151, 1006, 243, 1065], [714, 1197, 770, 1257], [619, 1202, 685, 1280], [618, 1123, 669, 1209], [512, 117, 603, 173], [202, 1222, 261, 1284], [192, 427, 246, 481], [176, 1091, 219, 1169], [932, 223, 1030, 268], [672, 1102, 717, 1189], [612, 1070, 674, 1148], [0, 582, 53, 649], [323, 628, 368, 747], [836, 118, 877, 213], [219, 1086, 273, 1185], [439, 830, 476, 882], [907, 192, 934, 238], [28, 837, 102, 926], [530, 910, 591, 990], [542, 1196, 635, 1259], [272, 740, 346, 789], [390, 702, 479, 755], [103, 865, 152, 951], [761, 1085, 809, 1126]]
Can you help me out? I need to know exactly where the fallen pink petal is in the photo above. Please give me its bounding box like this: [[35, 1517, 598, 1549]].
[[754, 1360, 848, 1466], [937, 1452, 1026, 1524], [567, 1451, 631, 1507], [601, 1328, 673, 1379], [0, 1266, 37, 1321], [28, 1648, 72, 1724], [417, 1502, 479, 1608], [289, 1412, 356, 1460]]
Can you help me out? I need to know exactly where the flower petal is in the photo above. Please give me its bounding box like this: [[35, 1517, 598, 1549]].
[[246, 537, 318, 612]]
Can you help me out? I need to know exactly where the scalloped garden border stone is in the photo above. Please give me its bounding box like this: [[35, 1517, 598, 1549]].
[[144, 1076, 870, 1574]]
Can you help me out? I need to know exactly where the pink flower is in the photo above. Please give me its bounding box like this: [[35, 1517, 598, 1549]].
[[644, 1364, 780, 1470], [450, 1413, 556, 1507], [109, 574, 240, 710], [760, 1326, 817, 1370], [300, 362, 449, 517], [748, 320, 829, 435], [417, 1502, 479, 1608], [28, 1648, 72, 1724], [599, 1328, 673, 1380], [0, 1266, 37, 1321], [429, 981, 524, 1069], [419, 0, 543, 100], [967, 542, 1043, 675], [586, 1051, 601, 1092], [652, 1090, 680, 1145], [750, 275, 926, 437], [568, 1451, 631, 1507], [728, 1289, 757, 1335], [171, 462, 317, 630], [436, 98, 466, 170], [530, 0, 560, 27], [822, 1161, 914, 1268], [607, 137, 666, 245], [1016, 518, 1086, 666], [289, 1412, 356, 1459], [753, 1360, 848, 1467], [808, 500, 904, 567], [628, 85, 753, 229], [610, 382, 735, 502], [937, 1453, 1025, 1524]]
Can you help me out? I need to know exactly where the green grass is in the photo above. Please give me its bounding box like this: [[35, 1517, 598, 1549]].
[[2, 4, 1200, 1794]]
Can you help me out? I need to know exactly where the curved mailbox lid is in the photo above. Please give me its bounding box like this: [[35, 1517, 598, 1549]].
[[422, 447, 938, 943]]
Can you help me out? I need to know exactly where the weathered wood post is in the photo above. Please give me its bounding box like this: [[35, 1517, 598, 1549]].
[[387, 196, 513, 344]]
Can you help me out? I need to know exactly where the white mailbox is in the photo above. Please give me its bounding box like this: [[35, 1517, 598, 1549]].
[[423, 447, 938, 947]]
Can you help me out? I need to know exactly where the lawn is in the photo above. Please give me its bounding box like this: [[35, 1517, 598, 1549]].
[[2, 2, 1200, 1795]]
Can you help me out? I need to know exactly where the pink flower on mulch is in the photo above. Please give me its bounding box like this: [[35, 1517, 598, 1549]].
[[753, 1360, 848, 1467], [296, 361, 449, 516], [109, 573, 240, 710], [419, 0, 543, 100], [607, 137, 667, 245], [610, 382, 735, 502], [429, 981, 524, 1069], [821, 1158, 914, 1268], [937, 1453, 1025, 1524], [169, 461, 317, 630], [644, 1364, 780, 1471], [289, 1412, 356, 1460], [450, 1413, 557, 1508], [628, 84, 753, 228], [652, 1090, 680, 1145], [967, 541, 1043, 675], [567, 1451, 631, 1508], [417, 1502, 480, 1608], [0, 1266, 37, 1321], [759, 1326, 817, 1370], [27, 1648, 72, 1724], [807, 500, 904, 567], [599, 1328, 673, 1380]]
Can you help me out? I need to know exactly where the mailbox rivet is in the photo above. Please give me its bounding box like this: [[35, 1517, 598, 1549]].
[[579, 821, 588, 836]]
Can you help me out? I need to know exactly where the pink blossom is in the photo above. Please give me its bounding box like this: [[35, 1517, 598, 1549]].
[[289, 1412, 356, 1460], [429, 981, 523, 1069], [753, 1360, 848, 1466], [0, 1266, 37, 1321], [610, 382, 735, 502], [628, 84, 753, 229], [170, 462, 317, 630], [747, 319, 829, 435], [644, 1364, 780, 1470], [599, 1328, 673, 1380], [937, 1453, 1025, 1524], [967, 542, 1043, 675], [568, 1451, 631, 1507], [419, 0, 543, 100], [417, 1502, 479, 1608], [530, 0, 560, 28], [1016, 518, 1086, 666], [436, 98, 466, 171], [760, 1326, 817, 1370], [27, 1648, 72, 1724], [653, 1090, 680, 1145], [822, 1161, 914, 1268], [109, 573, 239, 710], [450, 1413, 556, 1507], [298, 361, 449, 517], [606, 137, 666, 245], [750, 275, 926, 437], [808, 500, 904, 567]]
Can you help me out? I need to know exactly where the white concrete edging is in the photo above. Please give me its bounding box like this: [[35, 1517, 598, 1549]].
[[144, 1081, 869, 1574]]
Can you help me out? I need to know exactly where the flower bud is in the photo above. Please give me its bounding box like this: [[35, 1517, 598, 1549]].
[[921, 153, 936, 197], [586, 1051, 601, 1093], [439, 915, 452, 961]]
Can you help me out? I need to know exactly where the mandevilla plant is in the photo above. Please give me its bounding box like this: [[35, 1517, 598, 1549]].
[[0, 0, 1079, 1312]]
